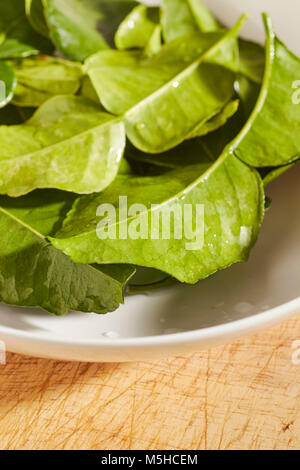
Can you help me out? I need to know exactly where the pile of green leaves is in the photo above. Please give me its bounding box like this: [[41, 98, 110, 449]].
[[0, 0, 299, 315]]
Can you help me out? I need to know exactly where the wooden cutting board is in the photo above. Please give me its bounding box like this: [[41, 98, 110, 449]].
[[0, 315, 300, 450]]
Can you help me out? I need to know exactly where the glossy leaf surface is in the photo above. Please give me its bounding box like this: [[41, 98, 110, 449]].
[[0, 96, 125, 196]]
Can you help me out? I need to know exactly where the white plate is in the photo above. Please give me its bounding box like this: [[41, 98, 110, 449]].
[[0, 0, 300, 362]]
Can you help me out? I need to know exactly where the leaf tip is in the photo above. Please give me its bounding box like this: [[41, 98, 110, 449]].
[[262, 13, 274, 37]]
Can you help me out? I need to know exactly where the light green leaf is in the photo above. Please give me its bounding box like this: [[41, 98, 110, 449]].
[[144, 25, 162, 58], [80, 76, 103, 105], [0, 39, 39, 59], [126, 100, 241, 170], [0, 190, 135, 315], [0, 62, 17, 108], [43, 0, 138, 61], [188, 99, 239, 139], [85, 17, 245, 153], [239, 39, 265, 84], [234, 15, 300, 167], [51, 152, 264, 284], [115, 4, 159, 50], [161, 0, 220, 42], [0, 95, 126, 197], [10, 55, 82, 107]]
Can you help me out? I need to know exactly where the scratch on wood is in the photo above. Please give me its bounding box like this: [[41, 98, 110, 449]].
[[0, 316, 299, 450]]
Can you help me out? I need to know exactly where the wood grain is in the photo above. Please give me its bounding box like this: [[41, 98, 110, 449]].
[[0, 315, 300, 450]]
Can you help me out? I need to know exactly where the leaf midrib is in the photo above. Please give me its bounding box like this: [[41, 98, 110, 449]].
[[0, 204, 125, 284], [57, 150, 229, 240], [126, 16, 245, 117], [0, 205, 45, 240], [2, 18, 245, 166], [87, 16, 246, 120], [0, 112, 122, 163], [232, 14, 274, 152]]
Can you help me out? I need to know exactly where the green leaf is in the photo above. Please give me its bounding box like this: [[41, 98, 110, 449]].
[[127, 99, 240, 175], [126, 139, 212, 169], [0, 105, 26, 125], [115, 4, 159, 50], [143, 25, 162, 58], [10, 55, 83, 107], [263, 164, 295, 186], [0, 61, 17, 108], [235, 39, 265, 119], [0, 190, 135, 315], [161, 0, 220, 42], [25, 0, 50, 38], [0, 39, 39, 59], [80, 76, 103, 105], [239, 39, 265, 84], [0, 95, 126, 197], [128, 267, 176, 293], [126, 100, 240, 170], [0, 0, 53, 54], [118, 157, 133, 175], [85, 17, 245, 153], [43, 0, 138, 61], [236, 74, 261, 120], [51, 153, 264, 284], [128, 277, 177, 294], [187, 99, 239, 139], [234, 15, 300, 167], [0, 105, 35, 126], [126, 99, 246, 175]]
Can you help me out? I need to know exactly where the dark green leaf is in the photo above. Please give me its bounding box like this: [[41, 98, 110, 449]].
[[0, 105, 23, 125], [0, 190, 135, 315], [126, 138, 212, 169], [0, 0, 53, 54], [25, 0, 50, 38], [128, 267, 176, 293], [0, 61, 17, 108], [43, 0, 138, 61]]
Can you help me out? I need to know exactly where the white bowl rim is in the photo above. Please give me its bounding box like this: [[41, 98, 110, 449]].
[[0, 295, 299, 349], [1, 0, 300, 357]]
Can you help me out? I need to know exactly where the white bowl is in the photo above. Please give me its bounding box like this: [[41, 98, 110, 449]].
[[0, 0, 299, 362]]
